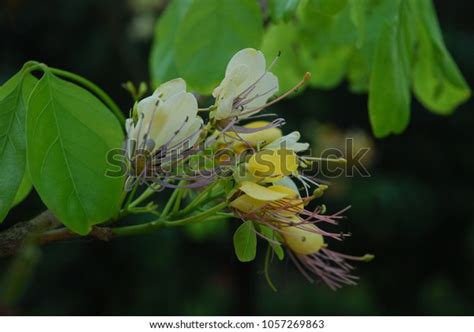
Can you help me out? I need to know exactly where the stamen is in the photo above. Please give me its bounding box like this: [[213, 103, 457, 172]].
[[240, 72, 311, 116]]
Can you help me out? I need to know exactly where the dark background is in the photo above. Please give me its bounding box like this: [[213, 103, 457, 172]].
[[1, 0, 473, 315]]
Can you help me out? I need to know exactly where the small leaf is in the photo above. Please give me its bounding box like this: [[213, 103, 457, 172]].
[[268, 0, 301, 23], [26, 72, 124, 234], [174, 0, 263, 94], [411, 0, 470, 114], [307, 0, 348, 16], [368, 5, 410, 138], [0, 71, 37, 222], [149, 0, 193, 87], [259, 224, 284, 260], [233, 221, 257, 262]]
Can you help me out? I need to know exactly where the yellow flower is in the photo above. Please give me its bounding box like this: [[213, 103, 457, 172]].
[[281, 222, 326, 255], [247, 148, 298, 182], [232, 121, 283, 152], [230, 180, 304, 216]]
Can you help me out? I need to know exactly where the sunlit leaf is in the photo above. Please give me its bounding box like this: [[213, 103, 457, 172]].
[[174, 0, 263, 94], [261, 23, 307, 94], [149, 0, 193, 88], [26, 72, 124, 234], [268, 0, 301, 23]]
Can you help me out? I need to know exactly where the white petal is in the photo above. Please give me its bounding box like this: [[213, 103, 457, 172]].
[[274, 177, 300, 196], [170, 116, 203, 150], [239, 71, 279, 118], [153, 78, 186, 101], [226, 48, 266, 79], [150, 92, 198, 148], [265, 131, 308, 152]]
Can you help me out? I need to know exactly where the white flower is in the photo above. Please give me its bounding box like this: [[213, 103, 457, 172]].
[[212, 48, 279, 121], [126, 78, 203, 159], [265, 131, 309, 152]]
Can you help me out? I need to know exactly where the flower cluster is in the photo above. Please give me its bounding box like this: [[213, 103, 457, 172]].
[[124, 48, 372, 289]]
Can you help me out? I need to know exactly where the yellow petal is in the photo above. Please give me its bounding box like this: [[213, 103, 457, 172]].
[[248, 149, 298, 179], [282, 223, 325, 255], [237, 121, 283, 147], [239, 181, 290, 201], [230, 194, 266, 213]]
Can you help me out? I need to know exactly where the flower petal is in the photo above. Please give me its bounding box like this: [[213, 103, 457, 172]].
[[149, 92, 198, 148], [239, 181, 290, 201], [153, 78, 186, 101], [230, 194, 267, 213], [225, 48, 266, 79], [240, 72, 279, 117]]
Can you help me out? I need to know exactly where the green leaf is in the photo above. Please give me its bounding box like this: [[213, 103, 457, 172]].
[[349, 0, 368, 47], [233, 221, 257, 262], [307, 0, 348, 16], [261, 23, 307, 94], [12, 172, 32, 207], [268, 0, 301, 23], [368, 2, 410, 138], [259, 224, 284, 260], [0, 71, 37, 222], [411, 0, 470, 114], [298, 4, 356, 89], [174, 0, 263, 94], [149, 0, 193, 88], [26, 72, 124, 235]]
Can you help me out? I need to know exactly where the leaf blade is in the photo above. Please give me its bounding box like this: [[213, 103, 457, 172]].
[[26, 72, 124, 234], [233, 221, 257, 262]]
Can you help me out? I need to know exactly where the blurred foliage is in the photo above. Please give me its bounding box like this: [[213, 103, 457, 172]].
[[150, 0, 470, 137], [0, 0, 473, 315]]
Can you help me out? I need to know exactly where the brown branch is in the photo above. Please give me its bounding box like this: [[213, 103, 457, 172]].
[[0, 211, 116, 257], [0, 210, 60, 257]]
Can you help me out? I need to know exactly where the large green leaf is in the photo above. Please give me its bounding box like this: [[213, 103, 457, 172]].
[[411, 0, 470, 114], [0, 72, 37, 222], [233, 221, 257, 262], [174, 0, 263, 94], [268, 0, 301, 23], [149, 0, 193, 88], [368, 1, 410, 138], [26, 72, 124, 235], [12, 172, 32, 207]]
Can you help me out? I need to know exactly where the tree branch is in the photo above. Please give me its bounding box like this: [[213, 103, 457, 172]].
[[0, 211, 60, 257]]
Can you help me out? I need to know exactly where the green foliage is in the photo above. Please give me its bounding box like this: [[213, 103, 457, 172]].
[[259, 224, 284, 260], [150, 0, 470, 137], [0, 69, 37, 222], [233, 221, 257, 262], [26, 71, 124, 234], [307, 0, 348, 16], [268, 0, 301, 23], [151, 0, 263, 94], [12, 172, 33, 207], [368, 0, 410, 137], [149, 0, 193, 88], [410, 0, 471, 115]]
